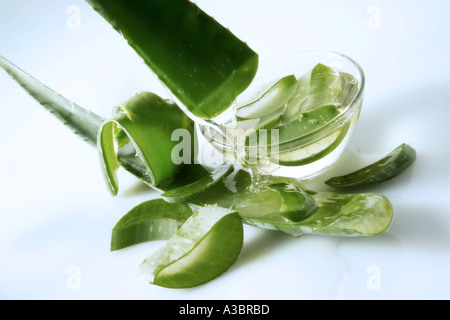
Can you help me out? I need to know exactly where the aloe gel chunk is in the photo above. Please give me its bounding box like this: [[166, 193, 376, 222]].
[[85, 0, 259, 119]]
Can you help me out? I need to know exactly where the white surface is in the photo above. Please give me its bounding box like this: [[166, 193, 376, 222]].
[[0, 0, 449, 300]]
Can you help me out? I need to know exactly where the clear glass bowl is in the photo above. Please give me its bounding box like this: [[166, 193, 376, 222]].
[[197, 51, 365, 179]]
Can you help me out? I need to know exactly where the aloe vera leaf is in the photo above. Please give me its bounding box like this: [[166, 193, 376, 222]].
[[325, 143, 417, 188], [110, 199, 193, 251], [85, 0, 259, 120], [98, 92, 194, 196], [161, 163, 233, 203], [138, 205, 243, 288], [236, 75, 298, 120], [0, 55, 103, 146], [0, 55, 213, 194]]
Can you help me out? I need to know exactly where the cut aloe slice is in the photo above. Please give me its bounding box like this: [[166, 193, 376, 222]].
[[233, 183, 317, 224], [325, 143, 417, 188], [98, 92, 194, 196], [138, 205, 243, 288], [86, 0, 258, 119], [281, 71, 312, 124], [236, 75, 298, 120], [276, 104, 341, 143], [301, 63, 342, 113], [161, 163, 233, 203], [275, 122, 350, 166], [110, 199, 193, 251]]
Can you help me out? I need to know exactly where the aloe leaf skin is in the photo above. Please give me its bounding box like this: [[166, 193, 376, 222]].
[[85, 0, 259, 119], [111, 199, 193, 251], [0, 55, 104, 147], [98, 92, 194, 196], [325, 143, 417, 188]]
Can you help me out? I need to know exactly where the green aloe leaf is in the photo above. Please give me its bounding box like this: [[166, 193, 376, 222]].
[[138, 205, 243, 288], [85, 0, 259, 119], [0, 55, 213, 195], [325, 143, 417, 188], [98, 92, 194, 196], [0, 55, 103, 146], [111, 199, 193, 251]]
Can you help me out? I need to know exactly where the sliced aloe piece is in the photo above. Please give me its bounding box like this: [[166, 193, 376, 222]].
[[161, 163, 233, 203], [281, 70, 312, 124], [111, 199, 193, 251], [301, 63, 342, 113], [275, 122, 350, 166], [236, 74, 298, 120], [98, 92, 194, 196], [138, 205, 243, 288], [325, 143, 416, 188], [338, 72, 359, 106], [86, 0, 258, 119], [234, 183, 317, 223], [276, 104, 341, 143], [0, 55, 103, 146]]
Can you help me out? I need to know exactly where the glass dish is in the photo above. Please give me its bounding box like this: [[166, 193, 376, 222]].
[[197, 50, 365, 179]]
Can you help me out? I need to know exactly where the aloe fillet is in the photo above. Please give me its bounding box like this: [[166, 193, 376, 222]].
[[85, 0, 259, 119]]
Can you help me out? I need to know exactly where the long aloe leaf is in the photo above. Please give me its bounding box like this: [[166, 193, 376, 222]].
[[0, 55, 211, 193], [85, 0, 259, 119], [0, 55, 103, 147]]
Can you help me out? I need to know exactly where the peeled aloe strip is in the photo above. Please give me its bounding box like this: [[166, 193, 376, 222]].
[[236, 75, 298, 120], [111, 199, 193, 251], [85, 0, 259, 119]]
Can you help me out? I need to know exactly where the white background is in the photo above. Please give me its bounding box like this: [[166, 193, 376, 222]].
[[0, 0, 449, 299]]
